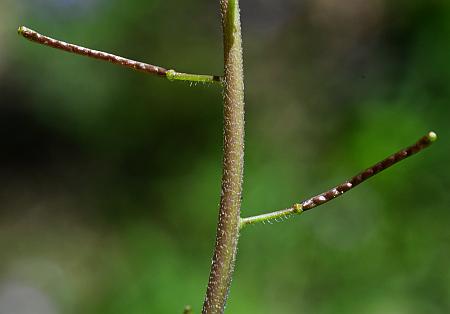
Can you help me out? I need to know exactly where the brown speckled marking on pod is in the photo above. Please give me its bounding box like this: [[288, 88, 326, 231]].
[[19, 26, 168, 76], [302, 133, 435, 211]]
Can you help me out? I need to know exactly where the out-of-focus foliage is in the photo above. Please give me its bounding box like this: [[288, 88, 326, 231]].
[[0, 0, 448, 313]]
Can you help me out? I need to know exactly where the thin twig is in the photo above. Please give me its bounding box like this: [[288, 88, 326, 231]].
[[18, 26, 222, 84], [240, 131, 437, 229]]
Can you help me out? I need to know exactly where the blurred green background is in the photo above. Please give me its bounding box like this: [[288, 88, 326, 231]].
[[0, 0, 448, 313]]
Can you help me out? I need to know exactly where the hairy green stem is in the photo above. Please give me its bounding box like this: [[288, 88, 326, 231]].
[[18, 26, 221, 84], [240, 131, 437, 228], [240, 204, 303, 229], [202, 1, 245, 313]]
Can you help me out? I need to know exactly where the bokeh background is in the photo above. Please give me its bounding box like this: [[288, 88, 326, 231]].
[[0, 0, 449, 313]]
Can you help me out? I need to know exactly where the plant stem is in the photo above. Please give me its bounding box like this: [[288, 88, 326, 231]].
[[240, 131, 437, 228], [202, 1, 245, 313], [18, 26, 221, 84], [239, 205, 303, 229]]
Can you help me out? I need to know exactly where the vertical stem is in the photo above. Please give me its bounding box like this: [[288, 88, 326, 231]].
[[202, 1, 245, 313]]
